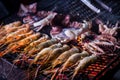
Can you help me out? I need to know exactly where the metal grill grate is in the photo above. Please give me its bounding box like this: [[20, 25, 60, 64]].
[[2, 0, 120, 24], [37, 0, 120, 22]]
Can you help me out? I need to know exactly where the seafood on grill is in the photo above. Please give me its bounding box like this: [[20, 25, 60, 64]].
[[0, 26, 32, 46], [43, 50, 92, 80], [27, 38, 59, 56], [98, 21, 120, 36], [41, 45, 71, 66], [95, 38, 119, 53], [72, 54, 97, 79], [33, 12, 57, 31], [51, 20, 92, 43], [0, 24, 30, 40], [0, 21, 21, 30], [33, 43, 63, 63], [0, 21, 21, 33], [23, 34, 49, 54], [97, 21, 120, 50], [13, 43, 62, 67], [83, 42, 105, 55], [0, 21, 22, 38], [77, 21, 120, 55], [80, 35, 119, 55], [60, 51, 89, 72], [0, 31, 34, 49], [97, 34, 117, 44], [12, 34, 50, 65], [0, 14, 120, 80], [0, 33, 41, 57], [52, 47, 80, 68]]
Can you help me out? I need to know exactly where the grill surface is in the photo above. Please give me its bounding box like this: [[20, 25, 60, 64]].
[[34, 52, 120, 80], [2, 0, 120, 24], [0, 0, 120, 80], [37, 0, 120, 22]]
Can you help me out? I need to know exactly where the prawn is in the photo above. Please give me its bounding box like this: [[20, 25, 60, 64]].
[[33, 43, 62, 63], [52, 47, 79, 68], [0, 21, 21, 31], [43, 45, 71, 65], [0, 26, 33, 46], [72, 54, 97, 80], [0, 30, 34, 49], [0, 33, 40, 57], [23, 34, 49, 54], [27, 39, 59, 56], [60, 51, 89, 72], [0, 24, 30, 39]]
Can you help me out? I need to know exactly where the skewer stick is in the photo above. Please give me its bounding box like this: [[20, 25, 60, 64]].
[[81, 0, 100, 13]]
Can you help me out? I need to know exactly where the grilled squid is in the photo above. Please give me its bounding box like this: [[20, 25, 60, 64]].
[[51, 20, 92, 43]]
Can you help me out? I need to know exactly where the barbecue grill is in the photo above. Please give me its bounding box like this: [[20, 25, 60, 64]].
[[0, 0, 120, 80]]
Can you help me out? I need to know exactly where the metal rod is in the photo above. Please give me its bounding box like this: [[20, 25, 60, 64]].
[[81, 0, 100, 13], [96, 0, 112, 12]]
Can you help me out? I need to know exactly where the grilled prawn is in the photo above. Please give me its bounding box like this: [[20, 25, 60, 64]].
[[43, 45, 71, 64], [0, 31, 34, 49], [60, 51, 89, 72], [0, 24, 30, 39], [52, 47, 79, 68], [24, 34, 49, 54], [33, 43, 62, 63], [72, 54, 97, 79], [0, 33, 40, 57], [0, 26, 32, 46], [27, 39, 59, 55], [0, 21, 21, 31]]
